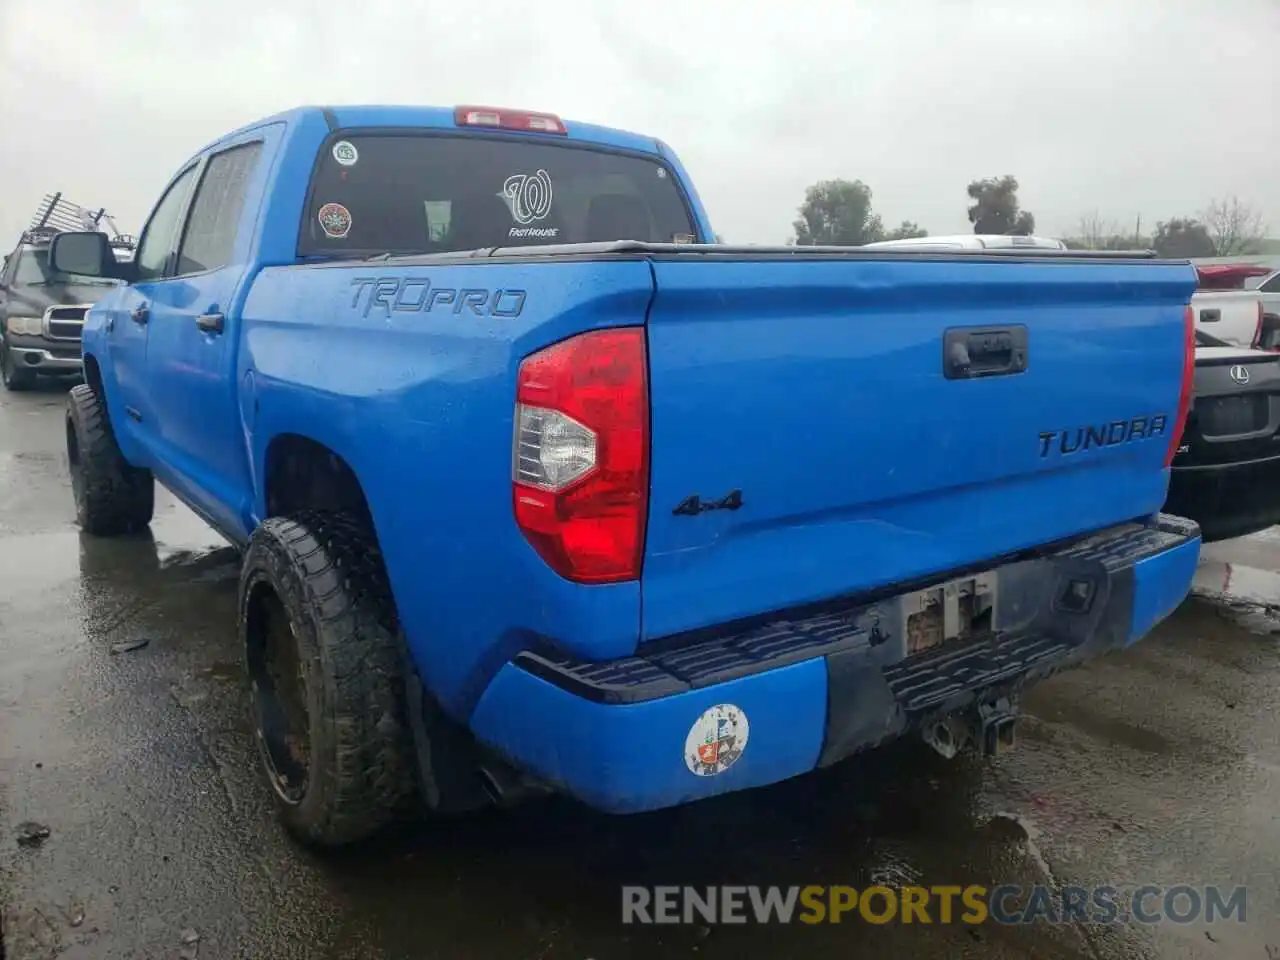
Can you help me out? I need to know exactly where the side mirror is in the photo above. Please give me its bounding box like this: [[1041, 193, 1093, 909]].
[[48, 232, 119, 280]]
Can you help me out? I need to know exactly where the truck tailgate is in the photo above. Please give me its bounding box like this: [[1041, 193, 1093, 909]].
[[641, 255, 1197, 640]]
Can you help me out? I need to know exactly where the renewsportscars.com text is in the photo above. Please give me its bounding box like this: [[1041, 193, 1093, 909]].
[[621, 884, 1247, 926]]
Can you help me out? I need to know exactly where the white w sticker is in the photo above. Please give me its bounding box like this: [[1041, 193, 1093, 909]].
[[503, 170, 553, 225]]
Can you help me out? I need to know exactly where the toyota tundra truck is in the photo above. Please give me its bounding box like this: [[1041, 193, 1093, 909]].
[[50, 104, 1203, 848]]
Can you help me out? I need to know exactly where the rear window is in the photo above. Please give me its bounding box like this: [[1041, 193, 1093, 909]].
[[299, 133, 698, 258]]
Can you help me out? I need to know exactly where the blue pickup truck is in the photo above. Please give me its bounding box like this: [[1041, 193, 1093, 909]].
[[49, 104, 1203, 847]]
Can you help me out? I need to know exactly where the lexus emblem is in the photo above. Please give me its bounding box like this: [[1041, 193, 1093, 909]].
[[1230, 364, 1250, 385]]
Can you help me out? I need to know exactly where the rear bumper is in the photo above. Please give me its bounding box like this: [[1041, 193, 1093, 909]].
[[1165, 455, 1280, 542], [468, 514, 1201, 813]]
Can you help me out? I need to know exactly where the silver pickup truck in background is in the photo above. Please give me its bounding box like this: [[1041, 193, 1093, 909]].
[[1245, 269, 1280, 351], [1191, 263, 1269, 348]]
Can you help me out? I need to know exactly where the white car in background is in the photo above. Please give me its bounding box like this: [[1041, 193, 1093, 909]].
[[862, 234, 1069, 252], [868, 236, 1274, 350]]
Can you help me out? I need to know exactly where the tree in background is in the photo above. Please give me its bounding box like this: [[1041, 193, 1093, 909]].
[[1152, 218, 1216, 259], [1074, 210, 1118, 249], [792, 179, 885, 245], [1067, 210, 1149, 250], [966, 176, 1035, 235], [882, 221, 928, 241], [1200, 196, 1268, 256]]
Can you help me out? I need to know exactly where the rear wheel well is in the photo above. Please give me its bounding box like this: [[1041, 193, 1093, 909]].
[[83, 353, 105, 398], [263, 435, 377, 534], [258, 435, 507, 815]]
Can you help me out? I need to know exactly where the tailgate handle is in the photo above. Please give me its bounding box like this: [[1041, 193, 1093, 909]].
[[944, 326, 1028, 380], [1199, 308, 1221, 323]]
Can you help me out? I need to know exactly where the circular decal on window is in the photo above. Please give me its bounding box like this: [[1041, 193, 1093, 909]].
[[684, 704, 749, 777], [317, 202, 352, 240], [502, 169, 554, 225], [331, 140, 359, 167]]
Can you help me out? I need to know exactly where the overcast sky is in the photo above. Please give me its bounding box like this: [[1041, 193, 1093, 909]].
[[1, 0, 1276, 246]]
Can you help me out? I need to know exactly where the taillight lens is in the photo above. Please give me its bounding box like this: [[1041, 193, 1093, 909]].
[[1165, 304, 1195, 468], [512, 328, 649, 583]]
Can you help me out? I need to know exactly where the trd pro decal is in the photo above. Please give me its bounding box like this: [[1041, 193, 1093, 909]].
[[348, 276, 527, 319]]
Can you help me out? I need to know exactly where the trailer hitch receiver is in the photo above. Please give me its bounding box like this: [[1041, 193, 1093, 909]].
[[976, 696, 1019, 756]]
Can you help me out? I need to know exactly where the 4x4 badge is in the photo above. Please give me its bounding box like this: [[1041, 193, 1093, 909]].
[[673, 489, 743, 516]]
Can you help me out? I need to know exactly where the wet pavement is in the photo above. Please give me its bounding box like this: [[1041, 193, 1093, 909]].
[[1, 380, 1278, 960]]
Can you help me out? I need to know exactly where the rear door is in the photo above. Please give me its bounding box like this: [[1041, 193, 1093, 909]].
[[145, 134, 270, 538], [640, 253, 1196, 640]]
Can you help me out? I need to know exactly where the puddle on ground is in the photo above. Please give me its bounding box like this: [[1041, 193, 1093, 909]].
[[1192, 559, 1280, 607], [1192, 559, 1280, 634]]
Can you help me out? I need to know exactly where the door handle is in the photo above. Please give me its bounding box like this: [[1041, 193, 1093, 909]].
[[130, 302, 149, 325], [196, 312, 225, 334], [943, 326, 1029, 380]]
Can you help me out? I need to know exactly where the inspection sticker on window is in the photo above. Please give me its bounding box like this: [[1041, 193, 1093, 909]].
[[331, 140, 359, 167], [317, 202, 352, 239], [502, 169, 558, 239]]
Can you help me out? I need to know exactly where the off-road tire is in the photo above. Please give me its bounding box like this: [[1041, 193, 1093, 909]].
[[66, 382, 155, 535], [240, 512, 415, 848], [1, 339, 37, 391]]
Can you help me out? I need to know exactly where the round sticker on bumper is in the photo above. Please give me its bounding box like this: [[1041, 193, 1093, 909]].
[[684, 704, 749, 776]]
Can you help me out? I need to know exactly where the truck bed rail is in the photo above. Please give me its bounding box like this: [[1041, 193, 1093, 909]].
[[338, 239, 1166, 268]]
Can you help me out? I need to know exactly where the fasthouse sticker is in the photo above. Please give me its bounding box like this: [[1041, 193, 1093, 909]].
[[331, 140, 359, 167], [317, 202, 352, 239], [502, 169, 557, 239]]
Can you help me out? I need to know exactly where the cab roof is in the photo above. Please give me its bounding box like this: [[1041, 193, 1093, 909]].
[[201, 104, 665, 159]]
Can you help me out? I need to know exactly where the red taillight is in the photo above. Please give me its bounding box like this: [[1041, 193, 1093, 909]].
[[513, 328, 649, 583], [1165, 304, 1195, 468], [454, 105, 567, 135]]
